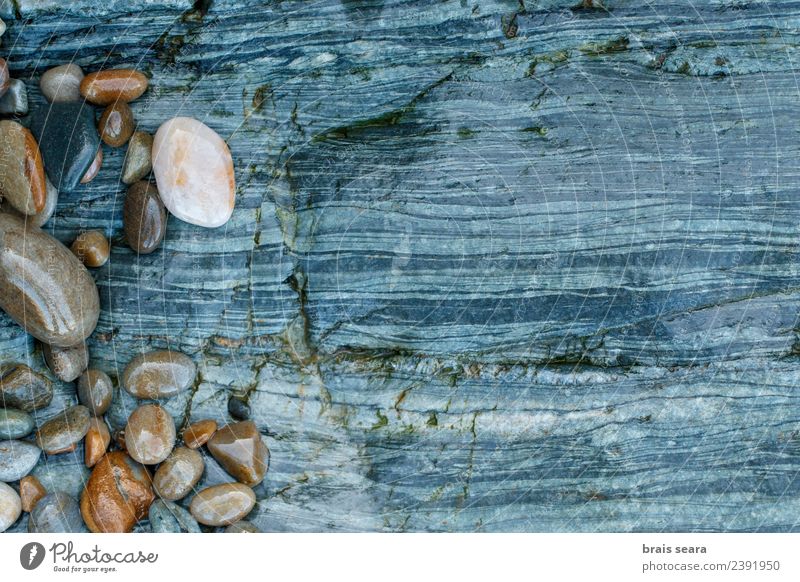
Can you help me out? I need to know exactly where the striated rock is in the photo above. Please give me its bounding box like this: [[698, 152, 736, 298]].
[[80, 69, 148, 105], [77, 369, 113, 416], [122, 350, 196, 399], [39, 64, 84, 103], [152, 446, 204, 501], [149, 499, 201, 533], [0, 408, 34, 439], [19, 475, 47, 512], [0, 119, 46, 215], [189, 483, 256, 526], [124, 404, 176, 465], [28, 492, 85, 532], [71, 230, 110, 268], [43, 341, 89, 382], [84, 417, 111, 468], [0, 482, 21, 533], [0, 439, 40, 481], [0, 79, 29, 116], [0, 364, 53, 412], [207, 421, 269, 486], [183, 419, 217, 449], [36, 405, 91, 455], [79, 147, 102, 184], [123, 181, 167, 255], [98, 101, 134, 147], [122, 131, 153, 184]]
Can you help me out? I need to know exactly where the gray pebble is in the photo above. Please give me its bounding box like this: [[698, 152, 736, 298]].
[[0, 439, 41, 481], [228, 396, 251, 421], [0, 408, 34, 439], [28, 492, 86, 533], [0, 79, 28, 116], [149, 499, 201, 533]]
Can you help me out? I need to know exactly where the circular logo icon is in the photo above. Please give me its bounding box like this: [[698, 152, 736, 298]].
[[20, 542, 45, 570]]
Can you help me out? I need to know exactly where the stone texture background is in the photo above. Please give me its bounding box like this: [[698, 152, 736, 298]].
[[3, 0, 800, 531]]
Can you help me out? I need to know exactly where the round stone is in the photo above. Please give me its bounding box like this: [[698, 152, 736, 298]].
[[28, 492, 85, 533], [71, 230, 110, 268], [0, 213, 100, 347], [0, 408, 34, 439], [36, 405, 91, 455], [84, 417, 111, 468], [189, 483, 256, 526], [0, 119, 46, 215], [125, 404, 176, 465], [122, 131, 153, 184], [153, 446, 204, 501], [152, 116, 236, 228], [40, 64, 84, 103], [183, 419, 217, 449], [98, 101, 134, 147], [0, 364, 53, 411], [79, 147, 102, 184], [207, 421, 269, 486], [19, 475, 47, 512], [80, 69, 148, 105], [123, 181, 167, 255], [80, 451, 154, 533], [122, 350, 196, 399], [0, 78, 29, 116], [0, 440, 41, 481], [149, 499, 201, 533], [228, 396, 251, 420], [77, 369, 114, 416], [0, 482, 21, 533], [43, 341, 89, 383], [225, 520, 261, 533]]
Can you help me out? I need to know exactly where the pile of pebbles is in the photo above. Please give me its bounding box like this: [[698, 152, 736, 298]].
[[0, 22, 262, 533]]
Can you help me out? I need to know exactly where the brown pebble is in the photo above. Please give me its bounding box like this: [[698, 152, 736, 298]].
[[0, 58, 9, 97], [19, 475, 47, 513], [207, 421, 269, 486], [80, 69, 148, 106], [71, 230, 110, 268], [183, 419, 217, 449], [0, 119, 47, 215], [36, 404, 91, 455], [0, 364, 53, 411], [123, 181, 167, 255], [189, 483, 256, 526], [152, 446, 204, 501], [98, 101, 134, 147], [42, 342, 88, 383], [79, 148, 103, 184], [125, 404, 176, 465], [84, 417, 111, 468], [77, 369, 114, 416], [80, 451, 154, 533], [122, 131, 153, 185], [122, 350, 196, 399]]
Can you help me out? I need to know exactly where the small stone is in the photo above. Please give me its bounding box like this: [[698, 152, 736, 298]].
[[0, 79, 28, 116], [28, 492, 85, 533], [0, 119, 46, 215], [122, 350, 196, 399], [0, 440, 41, 481], [0, 364, 53, 412], [228, 396, 251, 420], [0, 408, 34, 439], [122, 131, 153, 185], [0, 59, 9, 98], [0, 481, 21, 533], [125, 404, 176, 465], [80, 69, 148, 105], [36, 405, 91, 455], [225, 520, 260, 533], [40, 64, 84, 103], [71, 230, 110, 267], [30, 102, 101, 192], [123, 181, 167, 254], [189, 483, 256, 526], [79, 147, 102, 184], [208, 421, 269, 486], [43, 341, 89, 382], [183, 419, 217, 449], [152, 117, 236, 228], [80, 451, 154, 533], [98, 101, 134, 147], [19, 475, 47, 512], [153, 446, 204, 501], [84, 417, 111, 468], [149, 499, 201, 533], [31, 462, 89, 500], [77, 369, 114, 416], [0, 175, 59, 228]]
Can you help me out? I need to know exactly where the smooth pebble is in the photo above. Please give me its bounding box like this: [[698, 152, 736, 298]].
[[0, 440, 41, 481], [122, 131, 153, 184], [0, 364, 53, 411], [123, 181, 167, 254], [0, 408, 34, 440], [153, 446, 204, 501], [124, 404, 176, 465], [0, 482, 21, 533], [71, 230, 110, 268], [43, 341, 89, 382], [36, 405, 91, 455], [39, 64, 84, 103], [189, 483, 256, 527], [122, 350, 196, 399], [77, 369, 114, 416]]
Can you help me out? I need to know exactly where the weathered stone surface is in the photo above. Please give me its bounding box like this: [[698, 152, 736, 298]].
[[123, 181, 166, 254], [189, 483, 255, 527], [36, 405, 91, 455], [124, 404, 176, 465], [80, 69, 148, 105], [43, 341, 88, 382], [0, 439, 40, 481], [19, 475, 46, 512], [149, 499, 200, 533], [0, 365, 52, 412], [0, 79, 28, 115], [77, 369, 113, 416], [122, 131, 153, 185], [0, 119, 46, 215], [0, 481, 21, 533], [207, 421, 269, 487], [122, 350, 196, 399], [152, 446, 203, 501], [28, 492, 85, 532], [40, 63, 83, 103], [0, 408, 34, 439]]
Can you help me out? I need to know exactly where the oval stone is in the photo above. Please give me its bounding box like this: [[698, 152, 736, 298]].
[[80, 451, 154, 533], [122, 350, 196, 399], [0, 481, 21, 533], [0, 213, 100, 347], [84, 417, 111, 468], [80, 69, 148, 105], [122, 131, 153, 185], [153, 446, 204, 501], [189, 483, 256, 526], [28, 492, 85, 533], [0, 119, 46, 215], [0, 439, 41, 481], [0, 175, 58, 229], [207, 421, 270, 486], [40, 64, 84, 103], [183, 419, 217, 449], [0, 408, 34, 439], [0, 364, 53, 411], [225, 520, 261, 533], [19, 475, 47, 512], [125, 404, 176, 465], [43, 341, 89, 382], [71, 230, 110, 268], [36, 405, 91, 455], [79, 147, 102, 184], [98, 101, 134, 147], [123, 181, 167, 255], [149, 499, 200, 533], [77, 369, 114, 416], [152, 117, 236, 228]]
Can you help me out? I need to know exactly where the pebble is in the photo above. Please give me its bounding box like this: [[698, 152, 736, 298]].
[[189, 483, 256, 526], [208, 421, 269, 486], [122, 131, 153, 184], [0, 214, 100, 347], [31, 461, 89, 500], [71, 230, 110, 267], [19, 475, 47, 512], [152, 117, 236, 228], [0, 119, 46, 215], [84, 417, 111, 468], [0, 58, 9, 98], [31, 102, 101, 192], [98, 101, 134, 147], [0, 408, 34, 439], [149, 499, 201, 533], [0, 364, 53, 411], [228, 396, 251, 420], [43, 341, 89, 382], [183, 419, 217, 449], [28, 492, 85, 532], [125, 404, 176, 465], [80, 451, 154, 533], [36, 405, 91, 455], [0, 440, 41, 481], [80, 69, 148, 105], [0, 482, 21, 533], [40, 64, 84, 103], [79, 147, 102, 184], [77, 369, 114, 416], [122, 350, 196, 399], [0, 78, 28, 115], [0, 175, 58, 228], [153, 446, 204, 501], [225, 520, 261, 533], [123, 181, 167, 254]]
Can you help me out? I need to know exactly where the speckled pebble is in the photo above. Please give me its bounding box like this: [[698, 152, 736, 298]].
[[149, 499, 201, 533], [0, 364, 53, 411], [36, 405, 91, 455], [28, 492, 85, 533], [0, 440, 41, 481], [0, 408, 34, 440]]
